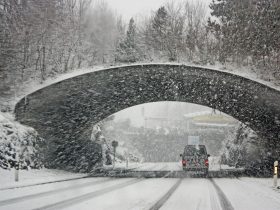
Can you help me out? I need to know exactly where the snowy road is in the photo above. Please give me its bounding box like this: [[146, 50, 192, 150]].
[[1, 176, 280, 210]]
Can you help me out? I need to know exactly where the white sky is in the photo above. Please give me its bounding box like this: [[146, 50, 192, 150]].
[[114, 102, 211, 127], [106, 0, 211, 21], [106, 0, 167, 20]]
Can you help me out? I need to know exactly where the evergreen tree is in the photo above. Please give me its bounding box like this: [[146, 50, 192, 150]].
[[252, 0, 280, 65], [150, 6, 169, 52], [145, 5, 184, 61], [115, 18, 142, 63], [126, 18, 137, 49], [208, 0, 280, 69], [208, 0, 255, 63]]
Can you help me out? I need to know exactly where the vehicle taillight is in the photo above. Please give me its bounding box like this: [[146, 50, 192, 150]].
[[182, 160, 187, 165], [205, 159, 209, 167]]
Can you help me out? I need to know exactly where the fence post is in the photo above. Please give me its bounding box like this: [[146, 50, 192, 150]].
[[273, 161, 278, 188], [15, 152, 19, 182]]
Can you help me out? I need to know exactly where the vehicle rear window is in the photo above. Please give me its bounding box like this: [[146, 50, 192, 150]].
[[184, 145, 206, 156]]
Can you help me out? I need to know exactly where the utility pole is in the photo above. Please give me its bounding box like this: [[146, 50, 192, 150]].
[[15, 152, 19, 182]]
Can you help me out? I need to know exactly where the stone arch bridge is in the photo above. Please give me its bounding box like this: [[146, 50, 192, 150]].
[[15, 64, 280, 147]]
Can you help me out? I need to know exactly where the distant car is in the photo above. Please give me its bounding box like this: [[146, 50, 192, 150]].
[[180, 145, 210, 176]]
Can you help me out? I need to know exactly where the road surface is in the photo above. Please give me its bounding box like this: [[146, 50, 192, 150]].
[[1, 164, 280, 210]]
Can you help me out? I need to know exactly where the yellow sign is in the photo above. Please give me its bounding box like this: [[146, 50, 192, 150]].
[[193, 114, 236, 123]]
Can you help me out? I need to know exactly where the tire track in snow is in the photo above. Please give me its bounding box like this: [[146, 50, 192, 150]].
[[209, 179, 234, 210], [207, 179, 223, 210], [195, 198, 202, 210], [149, 179, 182, 210], [0, 178, 110, 207], [32, 178, 144, 210]]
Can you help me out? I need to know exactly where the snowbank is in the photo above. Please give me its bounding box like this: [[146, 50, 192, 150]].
[[0, 168, 86, 189], [240, 177, 280, 189]]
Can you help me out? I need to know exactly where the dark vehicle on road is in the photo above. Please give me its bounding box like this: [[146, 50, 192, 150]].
[[180, 145, 209, 176]]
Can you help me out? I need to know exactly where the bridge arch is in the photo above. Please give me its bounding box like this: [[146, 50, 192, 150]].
[[15, 64, 280, 144]]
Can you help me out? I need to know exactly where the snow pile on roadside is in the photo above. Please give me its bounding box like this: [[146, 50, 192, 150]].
[[240, 177, 280, 189], [0, 168, 86, 189], [0, 112, 44, 170]]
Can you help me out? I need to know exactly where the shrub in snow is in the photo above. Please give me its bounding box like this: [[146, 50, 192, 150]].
[[220, 123, 276, 176], [220, 124, 255, 168], [0, 112, 44, 170]]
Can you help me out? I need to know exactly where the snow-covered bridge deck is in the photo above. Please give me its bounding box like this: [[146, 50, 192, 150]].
[[15, 64, 280, 143]]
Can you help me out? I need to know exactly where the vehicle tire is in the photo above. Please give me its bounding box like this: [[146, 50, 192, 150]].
[[204, 169, 209, 178]]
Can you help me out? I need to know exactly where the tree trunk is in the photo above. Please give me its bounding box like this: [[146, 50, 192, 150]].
[[41, 45, 46, 82]]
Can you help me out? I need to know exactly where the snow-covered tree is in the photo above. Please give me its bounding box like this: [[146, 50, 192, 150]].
[[149, 6, 169, 53], [208, 0, 280, 75], [220, 123, 265, 169], [145, 5, 183, 61], [115, 18, 143, 63]]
